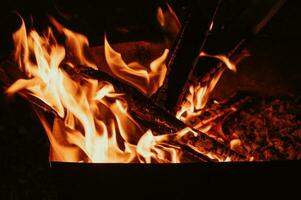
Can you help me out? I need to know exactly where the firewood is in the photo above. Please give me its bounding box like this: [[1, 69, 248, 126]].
[[65, 64, 245, 161], [191, 96, 252, 130], [154, 0, 222, 113]]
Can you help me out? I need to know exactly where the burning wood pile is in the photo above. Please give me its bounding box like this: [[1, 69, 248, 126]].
[[0, 0, 299, 163]]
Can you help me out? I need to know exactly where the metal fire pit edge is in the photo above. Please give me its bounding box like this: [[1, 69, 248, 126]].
[[50, 161, 300, 199]]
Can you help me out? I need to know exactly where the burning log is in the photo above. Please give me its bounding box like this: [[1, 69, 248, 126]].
[[0, 60, 209, 162], [0, 60, 244, 161], [154, 0, 222, 113], [191, 95, 252, 130], [0, 11, 248, 162], [63, 64, 245, 161]]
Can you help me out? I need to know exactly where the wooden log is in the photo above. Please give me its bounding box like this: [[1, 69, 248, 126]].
[[153, 0, 222, 113], [67, 64, 245, 161], [192, 95, 252, 130]]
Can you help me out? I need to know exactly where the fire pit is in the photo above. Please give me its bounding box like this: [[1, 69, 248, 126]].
[[0, 0, 300, 199]]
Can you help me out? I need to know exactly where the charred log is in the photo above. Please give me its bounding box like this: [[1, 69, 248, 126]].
[[154, 0, 222, 113], [65, 64, 245, 161]]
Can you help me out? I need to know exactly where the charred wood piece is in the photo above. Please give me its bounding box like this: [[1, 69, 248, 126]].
[[154, 0, 222, 113]]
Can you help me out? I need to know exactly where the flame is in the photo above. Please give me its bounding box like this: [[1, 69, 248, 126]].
[[6, 16, 188, 163], [199, 51, 236, 72], [49, 17, 97, 69], [104, 36, 169, 96], [6, 9, 238, 163], [136, 127, 225, 163], [137, 130, 181, 163], [176, 52, 236, 123], [157, 4, 181, 45], [175, 52, 238, 161]]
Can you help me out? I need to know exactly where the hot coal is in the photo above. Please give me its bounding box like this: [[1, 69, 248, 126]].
[[221, 95, 301, 160]]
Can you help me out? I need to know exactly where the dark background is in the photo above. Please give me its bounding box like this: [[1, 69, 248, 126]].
[[0, 0, 300, 199]]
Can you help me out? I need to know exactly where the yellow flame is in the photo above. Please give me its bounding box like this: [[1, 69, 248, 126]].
[[177, 52, 236, 123], [6, 13, 236, 163], [137, 130, 182, 163], [6, 16, 187, 163]]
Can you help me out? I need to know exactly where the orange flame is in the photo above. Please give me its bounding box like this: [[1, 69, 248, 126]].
[[6, 16, 189, 163], [49, 17, 97, 69], [6, 7, 237, 163], [137, 130, 182, 163], [104, 36, 169, 96], [176, 52, 236, 123]]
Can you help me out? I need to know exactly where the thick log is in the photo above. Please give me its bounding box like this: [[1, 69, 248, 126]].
[[154, 0, 222, 113]]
